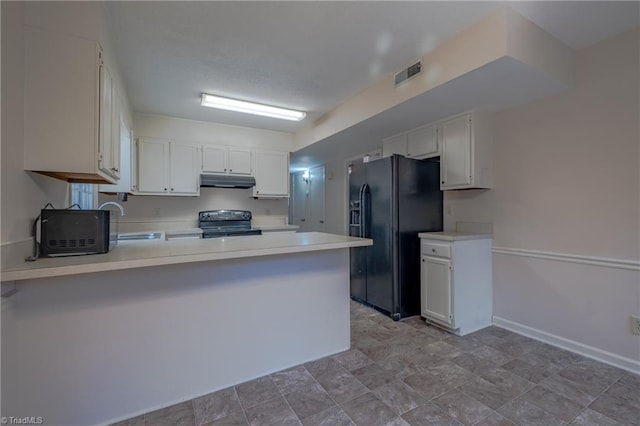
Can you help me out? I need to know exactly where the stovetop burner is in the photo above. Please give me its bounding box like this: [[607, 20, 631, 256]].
[[198, 210, 262, 239]]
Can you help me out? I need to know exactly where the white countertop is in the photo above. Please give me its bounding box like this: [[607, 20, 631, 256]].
[[1, 232, 371, 282], [418, 231, 493, 241]]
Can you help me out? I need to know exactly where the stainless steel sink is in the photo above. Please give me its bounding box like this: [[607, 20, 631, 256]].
[[117, 232, 165, 241]]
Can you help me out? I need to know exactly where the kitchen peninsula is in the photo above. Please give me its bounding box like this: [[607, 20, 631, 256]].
[[1, 232, 371, 426]]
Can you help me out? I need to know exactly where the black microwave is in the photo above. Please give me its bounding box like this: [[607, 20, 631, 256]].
[[40, 209, 114, 257]]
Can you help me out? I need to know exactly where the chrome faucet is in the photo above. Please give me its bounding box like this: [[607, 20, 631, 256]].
[[98, 201, 126, 216]]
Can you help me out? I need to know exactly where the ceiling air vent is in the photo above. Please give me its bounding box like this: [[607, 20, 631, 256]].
[[394, 60, 422, 86]]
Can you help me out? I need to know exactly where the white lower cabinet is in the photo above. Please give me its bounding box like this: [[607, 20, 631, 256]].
[[135, 138, 199, 196], [420, 233, 492, 336], [421, 255, 453, 326]]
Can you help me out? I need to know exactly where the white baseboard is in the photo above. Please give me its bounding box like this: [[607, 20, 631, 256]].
[[493, 316, 640, 374]]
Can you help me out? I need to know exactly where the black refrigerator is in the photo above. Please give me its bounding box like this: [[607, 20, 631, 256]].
[[349, 155, 443, 320]]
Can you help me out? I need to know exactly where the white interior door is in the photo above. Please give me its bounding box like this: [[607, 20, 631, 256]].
[[290, 172, 309, 231], [309, 166, 326, 232]]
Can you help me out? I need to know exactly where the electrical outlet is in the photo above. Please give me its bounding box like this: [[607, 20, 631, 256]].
[[631, 315, 640, 335]]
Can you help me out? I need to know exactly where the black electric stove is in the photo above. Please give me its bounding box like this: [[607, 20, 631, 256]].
[[198, 210, 262, 239]]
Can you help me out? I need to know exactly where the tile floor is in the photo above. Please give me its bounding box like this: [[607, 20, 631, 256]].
[[114, 301, 639, 426]]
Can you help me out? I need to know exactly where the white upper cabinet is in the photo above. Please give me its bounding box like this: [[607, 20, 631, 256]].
[[253, 151, 289, 198], [98, 64, 115, 178], [170, 143, 199, 195], [227, 148, 252, 175], [137, 138, 168, 194], [407, 123, 438, 159], [99, 97, 132, 194], [98, 71, 122, 181], [136, 138, 199, 196], [439, 110, 493, 190], [382, 134, 407, 158], [381, 109, 493, 191], [440, 114, 472, 188], [202, 145, 228, 174], [24, 26, 120, 184], [202, 145, 252, 175], [382, 123, 438, 160]]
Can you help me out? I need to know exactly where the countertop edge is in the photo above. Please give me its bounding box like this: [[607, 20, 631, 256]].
[[1, 236, 371, 282], [418, 232, 493, 241]]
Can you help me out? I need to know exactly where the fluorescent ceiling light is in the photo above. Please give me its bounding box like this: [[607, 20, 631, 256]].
[[201, 93, 306, 121]]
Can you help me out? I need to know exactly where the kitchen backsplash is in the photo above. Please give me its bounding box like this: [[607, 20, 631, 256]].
[[99, 187, 288, 233]]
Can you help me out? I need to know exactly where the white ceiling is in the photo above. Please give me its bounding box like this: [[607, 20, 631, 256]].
[[105, 1, 639, 138]]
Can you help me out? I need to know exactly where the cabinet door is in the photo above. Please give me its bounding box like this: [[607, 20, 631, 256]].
[[228, 148, 252, 175], [421, 256, 453, 326], [98, 63, 114, 177], [24, 27, 117, 183], [110, 91, 121, 179], [202, 145, 228, 174], [407, 123, 438, 159], [137, 139, 168, 194], [253, 151, 289, 197], [382, 134, 407, 158], [98, 107, 131, 193], [170, 143, 199, 195], [440, 114, 472, 188]]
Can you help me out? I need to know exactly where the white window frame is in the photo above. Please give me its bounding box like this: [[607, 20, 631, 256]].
[[70, 183, 97, 209]]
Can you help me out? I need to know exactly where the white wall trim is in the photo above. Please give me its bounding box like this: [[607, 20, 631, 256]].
[[492, 246, 640, 271], [493, 316, 640, 374]]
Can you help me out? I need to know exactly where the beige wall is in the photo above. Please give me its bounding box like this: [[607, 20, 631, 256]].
[[1, 2, 68, 248], [446, 28, 640, 365]]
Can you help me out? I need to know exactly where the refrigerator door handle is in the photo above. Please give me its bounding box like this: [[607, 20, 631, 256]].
[[358, 184, 365, 237], [361, 183, 370, 238]]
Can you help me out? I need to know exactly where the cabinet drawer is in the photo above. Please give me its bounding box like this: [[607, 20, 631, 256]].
[[421, 241, 451, 258]]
